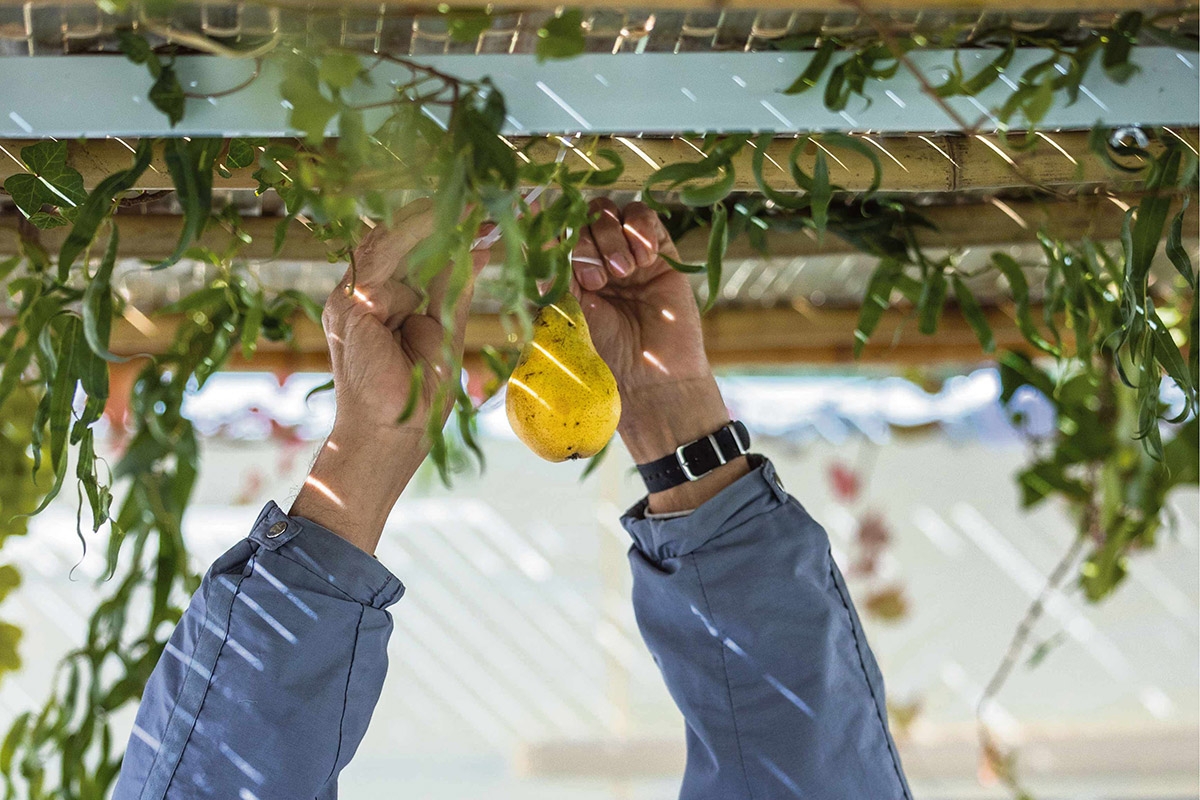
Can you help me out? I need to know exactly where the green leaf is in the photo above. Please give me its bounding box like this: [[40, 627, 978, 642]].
[[148, 64, 186, 127], [582, 148, 624, 186], [1024, 79, 1054, 125], [58, 138, 155, 278], [1166, 204, 1196, 290], [82, 227, 125, 362], [536, 9, 586, 62], [661, 254, 706, 274], [991, 253, 1058, 354], [156, 138, 222, 269], [853, 258, 903, 358], [319, 53, 363, 90], [818, 132, 882, 196], [810, 149, 831, 236], [280, 60, 338, 144], [680, 167, 735, 208], [916, 266, 947, 335], [3, 174, 46, 220], [19, 141, 87, 207], [783, 40, 835, 95], [116, 29, 155, 66], [0, 565, 21, 604], [702, 203, 728, 313], [952, 275, 995, 352], [580, 439, 610, 480], [225, 138, 259, 170], [446, 10, 493, 43], [1102, 11, 1142, 84]]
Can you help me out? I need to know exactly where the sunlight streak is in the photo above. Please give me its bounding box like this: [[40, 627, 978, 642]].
[[614, 136, 660, 169], [352, 287, 375, 309], [642, 350, 670, 375], [1035, 132, 1078, 165], [531, 342, 590, 391], [860, 136, 908, 172], [622, 222, 655, 252], [919, 135, 958, 166], [661, 308, 676, 321], [989, 198, 1028, 229], [507, 377, 554, 412], [122, 304, 159, 338], [975, 135, 1016, 167], [304, 475, 345, 509], [812, 140, 848, 172]]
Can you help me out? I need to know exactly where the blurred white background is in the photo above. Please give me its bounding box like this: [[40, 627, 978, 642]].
[[1, 368, 1196, 799]]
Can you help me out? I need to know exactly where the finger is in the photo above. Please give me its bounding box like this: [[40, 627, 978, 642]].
[[620, 202, 668, 268], [325, 272, 423, 332], [587, 198, 636, 280], [351, 199, 436, 287], [571, 228, 608, 292]]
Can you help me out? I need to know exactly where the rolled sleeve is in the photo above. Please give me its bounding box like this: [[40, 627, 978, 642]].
[[623, 456, 911, 800], [114, 502, 403, 800]]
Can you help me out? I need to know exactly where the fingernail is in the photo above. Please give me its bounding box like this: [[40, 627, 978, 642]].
[[609, 254, 631, 277], [578, 266, 606, 291]]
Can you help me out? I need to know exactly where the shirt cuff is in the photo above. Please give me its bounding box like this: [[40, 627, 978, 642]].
[[247, 501, 406, 610], [621, 454, 790, 562]]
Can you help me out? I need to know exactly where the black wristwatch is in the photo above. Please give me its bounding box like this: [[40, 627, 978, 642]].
[[635, 421, 750, 493]]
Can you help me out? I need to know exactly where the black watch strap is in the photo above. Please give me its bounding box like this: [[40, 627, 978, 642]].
[[635, 421, 751, 493]]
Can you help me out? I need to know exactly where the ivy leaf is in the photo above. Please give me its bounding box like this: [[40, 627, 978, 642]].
[[537, 10, 586, 62], [281, 61, 338, 144], [148, 63, 186, 127], [116, 29, 156, 67], [20, 141, 87, 207], [225, 138, 261, 170], [3, 174, 47, 220], [445, 10, 493, 43], [319, 53, 363, 91]]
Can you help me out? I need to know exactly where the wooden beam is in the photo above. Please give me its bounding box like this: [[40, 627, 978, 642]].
[[4, 195, 1189, 262], [99, 303, 1032, 368], [2, 0, 1190, 13], [2, 130, 1189, 194]]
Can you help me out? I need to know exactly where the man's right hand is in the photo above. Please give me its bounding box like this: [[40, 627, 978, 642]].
[[571, 199, 749, 512]]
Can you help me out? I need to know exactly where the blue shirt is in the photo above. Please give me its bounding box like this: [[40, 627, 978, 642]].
[[114, 456, 911, 799]]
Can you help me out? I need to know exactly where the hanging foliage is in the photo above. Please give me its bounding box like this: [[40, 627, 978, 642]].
[[0, 3, 1195, 796]]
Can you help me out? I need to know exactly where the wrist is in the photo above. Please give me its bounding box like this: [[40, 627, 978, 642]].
[[617, 376, 730, 465], [617, 377, 751, 514], [289, 421, 427, 554]]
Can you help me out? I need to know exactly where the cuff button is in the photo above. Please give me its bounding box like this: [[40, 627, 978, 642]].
[[267, 521, 288, 538]]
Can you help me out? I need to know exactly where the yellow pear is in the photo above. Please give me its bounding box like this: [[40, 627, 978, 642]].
[[506, 294, 621, 461]]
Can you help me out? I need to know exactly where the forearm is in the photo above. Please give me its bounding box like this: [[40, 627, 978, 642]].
[[623, 457, 911, 800], [290, 422, 427, 555], [113, 503, 404, 800], [618, 376, 750, 514]]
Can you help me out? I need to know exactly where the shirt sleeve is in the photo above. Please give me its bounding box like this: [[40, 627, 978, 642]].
[[113, 501, 404, 800], [622, 456, 912, 800]]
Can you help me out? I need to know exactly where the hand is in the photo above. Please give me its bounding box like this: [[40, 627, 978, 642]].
[[291, 200, 491, 553], [571, 199, 749, 512]]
